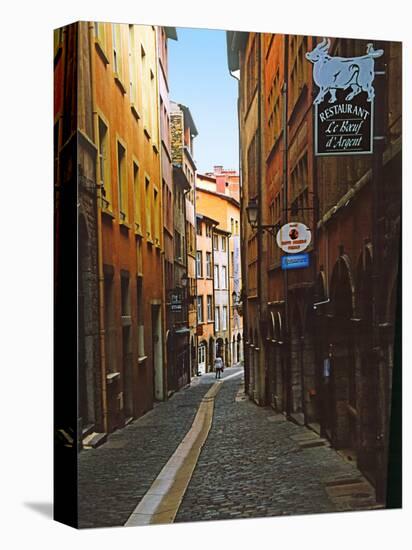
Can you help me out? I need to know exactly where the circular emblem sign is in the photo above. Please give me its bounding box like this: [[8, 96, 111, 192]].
[[276, 222, 312, 254]]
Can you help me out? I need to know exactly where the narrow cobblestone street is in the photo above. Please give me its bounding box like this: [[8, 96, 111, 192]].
[[78, 366, 378, 528]]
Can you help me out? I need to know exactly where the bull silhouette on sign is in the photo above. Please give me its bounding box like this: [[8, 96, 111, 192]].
[[305, 38, 384, 104]]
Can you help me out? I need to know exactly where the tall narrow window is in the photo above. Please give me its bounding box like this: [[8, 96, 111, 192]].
[[207, 295, 213, 321], [128, 25, 137, 106], [112, 25, 122, 79], [221, 236, 226, 252], [222, 306, 228, 331], [141, 45, 148, 129], [214, 307, 220, 331], [221, 266, 227, 289], [137, 276, 145, 358], [145, 177, 151, 240], [154, 187, 160, 245], [104, 274, 117, 373], [133, 162, 141, 233], [196, 218, 202, 236], [117, 141, 127, 221], [206, 252, 212, 278], [197, 296, 204, 323], [214, 265, 219, 288], [94, 23, 109, 57], [98, 117, 111, 206], [196, 251, 203, 278], [213, 234, 218, 250]]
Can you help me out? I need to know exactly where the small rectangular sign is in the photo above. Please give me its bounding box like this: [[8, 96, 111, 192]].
[[281, 253, 310, 270], [315, 92, 373, 156]]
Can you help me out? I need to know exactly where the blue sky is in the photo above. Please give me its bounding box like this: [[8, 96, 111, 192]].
[[168, 27, 239, 175]]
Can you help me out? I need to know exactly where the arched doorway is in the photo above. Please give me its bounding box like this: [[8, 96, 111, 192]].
[[197, 341, 207, 374], [328, 255, 356, 450]]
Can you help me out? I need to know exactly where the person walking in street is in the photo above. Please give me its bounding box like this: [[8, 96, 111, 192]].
[[214, 356, 224, 379]]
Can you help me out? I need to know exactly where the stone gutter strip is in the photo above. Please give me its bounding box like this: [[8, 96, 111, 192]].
[[124, 381, 223, 526]]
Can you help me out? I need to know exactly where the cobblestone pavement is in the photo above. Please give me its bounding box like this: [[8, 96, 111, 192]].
[[78, 365, 377, 528], [78, 381, 213, 528], [176, 374, 377, 523]]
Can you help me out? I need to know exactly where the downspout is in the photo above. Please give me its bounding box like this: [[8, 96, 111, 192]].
[[227, 229, 232, 367], [88, 22, 108, 433], [183, 185, 190, 384], [228, 40, 245, 382], [256, 32, 264, 404], [371, 41, 387, 505], [282, 34, 291, 416], [155, 28, 167, 400]]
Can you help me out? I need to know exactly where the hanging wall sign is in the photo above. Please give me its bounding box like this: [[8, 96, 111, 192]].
[[306, 38, 383, 156], [276, 222, 311, 253]]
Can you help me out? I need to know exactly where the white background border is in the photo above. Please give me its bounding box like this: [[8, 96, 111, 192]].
[[0, 1, 408, 548]]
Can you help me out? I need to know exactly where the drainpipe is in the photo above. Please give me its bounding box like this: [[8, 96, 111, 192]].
[[229, 46, 246, 385], [155, 28, 168, 400], [282, 35, 291, 416], [256, 32, 265, 404], [371, 41, 387, 505], [88, 22, 108, 434]]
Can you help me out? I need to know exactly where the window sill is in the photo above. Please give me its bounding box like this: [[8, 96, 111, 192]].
[[131, 104, 141, 121], [102, 207, 115, 220], [138, 355, 148, 365], [106, 372, 120, 384], [95, 39, 109, 65], [134, 223, 143, 237], [119, 219, 131, 231], [114, 74, 127, 94]]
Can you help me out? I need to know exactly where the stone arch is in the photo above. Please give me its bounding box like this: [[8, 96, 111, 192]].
[[327, 254, 357, 451], [330, 254, 355, 318], [197, 339, 207, 374]]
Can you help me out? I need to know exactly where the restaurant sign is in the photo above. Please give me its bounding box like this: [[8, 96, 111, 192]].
[[306, 38, 383, 156], [276, 222, 311, 254]]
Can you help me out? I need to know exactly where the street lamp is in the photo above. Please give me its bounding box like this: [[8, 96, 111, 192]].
[[246, 197, 281, 238], [246, 197, 259, 229], [181, 273, 188, 287]]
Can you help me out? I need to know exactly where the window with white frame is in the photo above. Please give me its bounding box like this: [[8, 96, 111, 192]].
[[207, 295, 213, 321], [213, 234, 218, 250], [214, 264, 219, 288], [197, 295, 204, 323], [206, 252, 212, 278], [221, 266, 227, 289], [221, 235, 226, 252], [222, 306, 228, 331], [214, 306, 220, 331], [196, 251, 203, 278]]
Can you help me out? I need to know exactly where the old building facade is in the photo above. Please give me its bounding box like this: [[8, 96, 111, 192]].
[[227, 31, 401, 502], [170, 101, 199, 382], [195, 213, 219, 373], [196, 173, 243, 368]]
